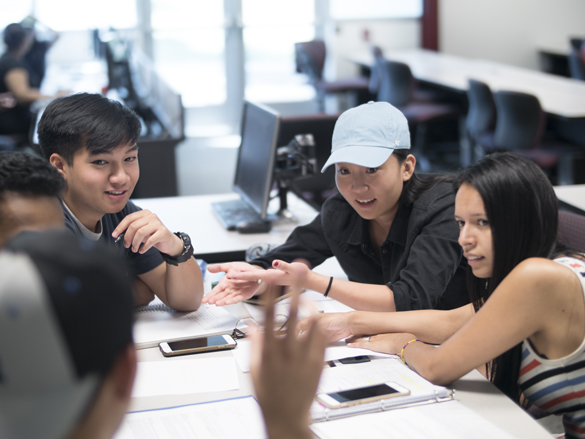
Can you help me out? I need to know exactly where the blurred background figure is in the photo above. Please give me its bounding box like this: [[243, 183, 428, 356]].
[[0, 22, 65, 148]]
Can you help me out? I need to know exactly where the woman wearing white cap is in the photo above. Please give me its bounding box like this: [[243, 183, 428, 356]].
[[204, 101, 468, 313]]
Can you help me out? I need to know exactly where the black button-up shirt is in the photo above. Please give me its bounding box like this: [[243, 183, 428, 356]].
[[252, 181, 468, 311]]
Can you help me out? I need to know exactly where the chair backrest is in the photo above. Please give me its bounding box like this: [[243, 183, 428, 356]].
[[466, 79, 496, 140], [493, 91, 546, 151], [368, 46, 384, 95], [558, 210, 585, 253], [376, 59, 414, 108], [568, 47, 585, 80], [294, 40, 326, 82]]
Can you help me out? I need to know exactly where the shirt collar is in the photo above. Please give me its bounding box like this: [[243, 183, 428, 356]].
[[347, 204, 410, 247]]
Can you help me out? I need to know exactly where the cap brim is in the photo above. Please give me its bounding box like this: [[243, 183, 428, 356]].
[[0, 376, 98, 439], [321, 145, 395, 173]]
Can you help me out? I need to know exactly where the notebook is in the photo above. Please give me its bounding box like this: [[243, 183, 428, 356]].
[[133, 297, 239, 349]]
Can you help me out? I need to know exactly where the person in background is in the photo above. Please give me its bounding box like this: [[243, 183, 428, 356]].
[[0, 230, 136, 439], [38, 93, 203, 311], [205, 101, 468, 313], [20, 15, 60, 89], [0, 151, 64, 247], [0, 23, 65, 143]]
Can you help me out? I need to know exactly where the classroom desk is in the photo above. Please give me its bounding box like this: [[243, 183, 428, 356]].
[[134, 192, 319, 262], [554, 184, 585, 214], [123, 193, 554, 438], [349, 48, 585, 119], [130, 347, 552, 438]]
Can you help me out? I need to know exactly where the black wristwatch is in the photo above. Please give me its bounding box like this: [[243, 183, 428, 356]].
[[160, 232, 193, 266]]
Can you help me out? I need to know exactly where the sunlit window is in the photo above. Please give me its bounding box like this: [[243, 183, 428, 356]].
[[151, 1, 226, 107], [34, 0, 137, 31], [242, 0, 315, 103]]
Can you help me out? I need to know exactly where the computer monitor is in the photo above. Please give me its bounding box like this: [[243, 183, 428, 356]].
[[233, 101, 281, 219]]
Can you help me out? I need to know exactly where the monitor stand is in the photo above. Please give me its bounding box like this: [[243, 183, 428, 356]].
[[273, 179, 297, 222]]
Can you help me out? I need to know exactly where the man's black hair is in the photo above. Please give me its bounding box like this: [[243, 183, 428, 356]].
[[38, 93, 142, 165], [0, 151, 64, 198]]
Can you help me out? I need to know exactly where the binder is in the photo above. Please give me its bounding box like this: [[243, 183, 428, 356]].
[[310, 357, 455, 422]]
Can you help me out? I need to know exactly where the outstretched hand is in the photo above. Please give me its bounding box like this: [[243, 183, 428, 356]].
[[226, 259, 311, 288], [203, 262, 265, 306], [250, 284, 326, 439]]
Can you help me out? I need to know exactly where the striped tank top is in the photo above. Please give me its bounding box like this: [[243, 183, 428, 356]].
[[519, 257, 585, 439]]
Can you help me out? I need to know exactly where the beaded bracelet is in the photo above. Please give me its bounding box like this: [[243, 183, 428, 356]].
[[323, 276, 334, 297], [400, 338, 421, 364]]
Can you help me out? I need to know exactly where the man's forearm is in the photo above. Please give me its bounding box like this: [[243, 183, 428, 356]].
[[164, 258, 204, 311]]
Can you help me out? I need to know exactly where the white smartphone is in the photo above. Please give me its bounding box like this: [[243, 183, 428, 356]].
[[159, 334, 237, 357], [316, 381, 410, 409]]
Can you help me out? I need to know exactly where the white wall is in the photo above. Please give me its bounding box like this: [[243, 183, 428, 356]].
[[331, 18, 420, 78], [439, 0, 585, 70]]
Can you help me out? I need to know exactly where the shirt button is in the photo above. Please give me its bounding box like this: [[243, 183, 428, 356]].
[[382, 248, 387, 254]]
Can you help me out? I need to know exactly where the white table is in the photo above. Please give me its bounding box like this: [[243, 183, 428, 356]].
[[123, 192, 555, 438], [134, 192, 319, 262], [349, 48, 585, 119], [555, 184, 585, 214]]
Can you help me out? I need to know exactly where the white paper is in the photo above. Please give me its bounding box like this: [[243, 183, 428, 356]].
[[133, 302, 239, 349], [113, 396, 267, 439], [232, 338, 254, 373], [132, 357, 239, 397], [311, 400, 515, 439]]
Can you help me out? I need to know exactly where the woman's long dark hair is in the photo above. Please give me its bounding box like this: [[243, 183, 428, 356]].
[[454, 152, 559, 403], [393, 149, 453, 206]]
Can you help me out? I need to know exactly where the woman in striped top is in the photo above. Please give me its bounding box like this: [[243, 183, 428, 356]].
[[306, 152, 585, 438]]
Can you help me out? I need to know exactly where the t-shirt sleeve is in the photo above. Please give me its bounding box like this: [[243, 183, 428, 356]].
[[102, 201, 164, 276], [251, 212, 334, 269]]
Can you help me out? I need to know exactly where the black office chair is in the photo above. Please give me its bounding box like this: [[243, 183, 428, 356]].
[[568, 40, 585, 80], [558, 210, 585, 253], [479, 91, 583, 182], [376, 59, 461, 171], [465, 79, 496, 161], [478, 91, 560, 173], [295, 40, 370, 112]]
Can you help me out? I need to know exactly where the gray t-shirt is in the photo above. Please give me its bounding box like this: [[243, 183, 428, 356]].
[[62, 199, 163, 276]]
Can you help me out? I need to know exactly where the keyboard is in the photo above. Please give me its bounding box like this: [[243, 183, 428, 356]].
[[211, 199, 265, 231]]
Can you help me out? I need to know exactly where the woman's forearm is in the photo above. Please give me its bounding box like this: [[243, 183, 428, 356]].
[[349, 304, 474, 344]]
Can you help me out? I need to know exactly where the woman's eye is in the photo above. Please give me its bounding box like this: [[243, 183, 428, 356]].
[[456, 220, 464, 228], [338, 168, 349, 175], [478, 219, 489, 226], [366, 167, 378, 173]]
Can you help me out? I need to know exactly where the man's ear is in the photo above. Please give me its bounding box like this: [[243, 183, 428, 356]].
[[110, 345, 137, 401], [49, 154, 68, 179]]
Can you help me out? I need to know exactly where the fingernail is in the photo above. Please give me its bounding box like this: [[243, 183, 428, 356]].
[[274, 261, 279, 267]]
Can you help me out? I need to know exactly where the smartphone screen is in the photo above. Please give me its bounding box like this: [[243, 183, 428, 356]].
[[327, 383, 400, 404], [167, 335, 231, 351]]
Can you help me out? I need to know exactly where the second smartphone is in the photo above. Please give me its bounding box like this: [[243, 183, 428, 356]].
[[316, 381, 410, 409], [159, 334, 237, 357]]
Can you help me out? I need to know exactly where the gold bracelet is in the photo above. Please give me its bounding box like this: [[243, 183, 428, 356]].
[[400, 338, 421, 364]]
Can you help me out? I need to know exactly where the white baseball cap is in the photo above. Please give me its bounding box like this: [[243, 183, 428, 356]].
[[321, 101, 411, 172]]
